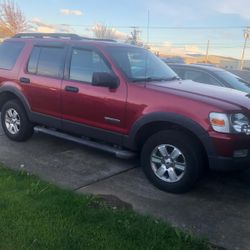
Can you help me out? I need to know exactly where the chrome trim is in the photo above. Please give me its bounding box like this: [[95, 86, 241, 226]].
[[104, 117, 121, 124]]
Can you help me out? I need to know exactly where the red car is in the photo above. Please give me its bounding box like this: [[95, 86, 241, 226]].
[[0, 33, 250, 193]]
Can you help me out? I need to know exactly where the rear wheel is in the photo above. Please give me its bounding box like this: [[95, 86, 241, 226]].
[[141, 130, 204, 193], [1, 99, 34, 141]]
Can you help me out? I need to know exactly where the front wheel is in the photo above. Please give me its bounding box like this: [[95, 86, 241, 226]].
[[1, 99, 34, 141], [141, 130, 204, 193]]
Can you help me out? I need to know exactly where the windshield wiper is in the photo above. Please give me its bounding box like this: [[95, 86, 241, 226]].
[[131, 78, 148, 82], [132, 76, 180, 82], [131, 77, 160, 82]]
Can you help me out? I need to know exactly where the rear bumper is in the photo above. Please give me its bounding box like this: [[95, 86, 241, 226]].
[[209, 154, 250, 171]]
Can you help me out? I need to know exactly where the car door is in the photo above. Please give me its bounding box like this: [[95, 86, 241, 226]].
[[19, 42, 67, 125], [61, 45, 127, 143]]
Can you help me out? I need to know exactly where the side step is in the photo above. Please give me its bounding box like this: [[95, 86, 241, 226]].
[[34, 126, 136, 160]]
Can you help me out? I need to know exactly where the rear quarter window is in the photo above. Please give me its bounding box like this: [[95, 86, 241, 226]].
[[0, 41, 24, 70]]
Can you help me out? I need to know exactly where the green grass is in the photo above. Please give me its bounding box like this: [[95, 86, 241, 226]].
[[0, 166, 210, 250]]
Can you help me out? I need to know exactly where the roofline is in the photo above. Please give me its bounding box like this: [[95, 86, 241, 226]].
[[12, 33, 117, 43], [168, 63, 224, 71]]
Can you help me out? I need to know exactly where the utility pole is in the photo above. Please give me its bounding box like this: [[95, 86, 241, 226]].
[[130, 26, 141, 46], [205, 40, 210, 63], [240, 27, 250, 70]]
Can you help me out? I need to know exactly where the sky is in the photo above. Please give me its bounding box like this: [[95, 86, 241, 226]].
[[14, 0, 250, 59]]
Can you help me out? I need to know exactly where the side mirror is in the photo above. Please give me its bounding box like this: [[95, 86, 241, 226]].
[[92, 72, 119, 89]]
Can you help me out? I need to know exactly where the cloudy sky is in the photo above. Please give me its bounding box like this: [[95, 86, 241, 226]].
[[15, 0, 250, 59]]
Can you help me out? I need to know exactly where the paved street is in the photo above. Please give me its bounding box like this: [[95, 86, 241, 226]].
[[0, 124, 250, 250]]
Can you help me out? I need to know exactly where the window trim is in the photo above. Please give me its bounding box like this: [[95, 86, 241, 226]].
[[27, 46, 41, 75], [64, 45, 114, 85], [0, 41, 25, 71], [26, 44, 67, 80]]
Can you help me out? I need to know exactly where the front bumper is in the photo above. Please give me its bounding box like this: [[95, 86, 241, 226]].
[[208, 131, 250, 171], [209, 154, 250, 171]]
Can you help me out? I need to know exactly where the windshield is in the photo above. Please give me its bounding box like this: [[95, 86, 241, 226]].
[[106, 46, 178, 82], [217, 71, 250, 93]]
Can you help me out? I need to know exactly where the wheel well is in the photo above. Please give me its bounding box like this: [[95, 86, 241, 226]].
[[0, 92, 20, 110], [135, 121, 208, 162]]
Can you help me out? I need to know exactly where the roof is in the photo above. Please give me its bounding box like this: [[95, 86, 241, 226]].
[[168, 63, 225, 72]]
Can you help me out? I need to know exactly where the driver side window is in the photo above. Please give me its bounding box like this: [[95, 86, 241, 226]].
[[69, 48, 111, 83]]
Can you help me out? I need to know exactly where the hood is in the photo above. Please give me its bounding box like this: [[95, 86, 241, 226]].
[[146, 79, 250, 110]]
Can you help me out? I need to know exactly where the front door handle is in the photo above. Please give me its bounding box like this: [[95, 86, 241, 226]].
[[64, 86, 79, 93], [19, 77, 30, 84]]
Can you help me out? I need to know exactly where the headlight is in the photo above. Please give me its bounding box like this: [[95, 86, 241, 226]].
[[209, 112, 250, 135], [231, 113, 250, 135]]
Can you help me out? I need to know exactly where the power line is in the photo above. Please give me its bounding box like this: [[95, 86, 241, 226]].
[[147, 44, 246, 48], [147, 41, 247, 45], [58, 24, 248, 30], [32, 21, 249, 60]]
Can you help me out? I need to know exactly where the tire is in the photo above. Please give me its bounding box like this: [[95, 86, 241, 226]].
[[1, 99, 34, 141], [141, 130, 204, 193]]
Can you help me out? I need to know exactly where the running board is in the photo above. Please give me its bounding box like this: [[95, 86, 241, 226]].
[[34, 126, 136, 160]]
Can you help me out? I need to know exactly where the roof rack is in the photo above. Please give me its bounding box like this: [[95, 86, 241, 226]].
[[86, 37, 117, 42], [13, 33, 83, 40], [13, 33, 117, 42]]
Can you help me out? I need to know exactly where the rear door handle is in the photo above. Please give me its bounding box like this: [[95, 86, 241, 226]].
[[19, 77, 30, 84], [64, 86, 79, 93]]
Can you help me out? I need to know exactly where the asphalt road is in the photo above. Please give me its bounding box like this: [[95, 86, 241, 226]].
[[0, 124, 250, 250]]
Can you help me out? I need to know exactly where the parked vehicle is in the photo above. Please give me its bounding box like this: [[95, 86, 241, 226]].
[[161, 57, 185, 64], [168, 63, 250, 93], [0, 33, 250, 193]]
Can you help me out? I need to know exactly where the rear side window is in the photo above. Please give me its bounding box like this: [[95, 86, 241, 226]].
[[27, 46, 65, 78], [0, 41, 24, 70]]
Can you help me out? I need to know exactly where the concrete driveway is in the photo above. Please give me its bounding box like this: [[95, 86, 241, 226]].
[[0, 124, 250, 250]]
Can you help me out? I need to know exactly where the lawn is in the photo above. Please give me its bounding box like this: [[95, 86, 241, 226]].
[[0, 166, 210, 250]]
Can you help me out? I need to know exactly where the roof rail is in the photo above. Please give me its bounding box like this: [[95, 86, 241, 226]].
[[13, 33, 83, 40], [13, 33, 117, 42], [85, 37, 117, 42]]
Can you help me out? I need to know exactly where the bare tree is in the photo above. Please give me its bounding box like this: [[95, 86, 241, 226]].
[[0, 0, 28, 37], [92, 24, 117, 40]]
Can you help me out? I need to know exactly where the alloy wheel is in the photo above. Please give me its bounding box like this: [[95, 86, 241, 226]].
[[150, 144, 187, 183], [5, 108, 21, 135]]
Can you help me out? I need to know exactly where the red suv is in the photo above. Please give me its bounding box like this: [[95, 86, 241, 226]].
[[0, 33, 250, 193]]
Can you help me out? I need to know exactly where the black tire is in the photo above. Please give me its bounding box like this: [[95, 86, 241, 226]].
[[1, 99, 34, 141], [141, 130, 204, 193]]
